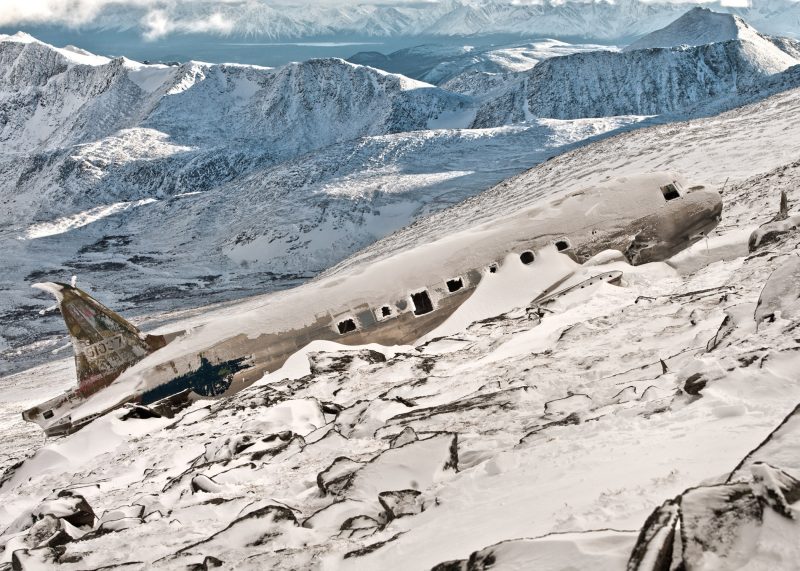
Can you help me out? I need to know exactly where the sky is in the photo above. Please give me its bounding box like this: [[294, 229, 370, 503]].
[[0, 0, 758, 36]]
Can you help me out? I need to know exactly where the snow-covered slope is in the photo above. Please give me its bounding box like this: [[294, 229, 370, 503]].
[[0, 34, 471, 158], [472, 37, 799, 126], [3, 80, 800, 570], [0, 33, 657, 375]]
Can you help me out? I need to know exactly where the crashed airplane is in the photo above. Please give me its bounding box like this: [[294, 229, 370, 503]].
[[23, 173, 723, 436]]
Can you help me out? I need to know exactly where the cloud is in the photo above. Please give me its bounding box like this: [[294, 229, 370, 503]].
[[141, 9, 235, 40]]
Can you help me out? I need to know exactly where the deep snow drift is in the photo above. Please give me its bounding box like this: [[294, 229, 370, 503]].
[[2, 66, 800, 569]]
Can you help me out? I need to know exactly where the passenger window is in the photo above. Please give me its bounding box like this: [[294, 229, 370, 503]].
[[411, 291, 434, 316], [446, 278, 463, 293], [43, 409, 54, 419], [554, 239, 570, 252], [660, 183, 681, 201], [380, 306, 392, 317], [520, 251, 535, 264], [488, 264, 498, 274], [337, 318, 357, 334]]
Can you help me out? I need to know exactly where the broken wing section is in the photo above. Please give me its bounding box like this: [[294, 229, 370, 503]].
[[31, 282, 167, 398]]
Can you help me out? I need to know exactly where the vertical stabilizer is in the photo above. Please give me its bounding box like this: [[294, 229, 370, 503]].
[[32, 282, 167, 397]]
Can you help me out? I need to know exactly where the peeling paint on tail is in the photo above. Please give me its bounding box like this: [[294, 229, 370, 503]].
[[31, 282, 168, 398]]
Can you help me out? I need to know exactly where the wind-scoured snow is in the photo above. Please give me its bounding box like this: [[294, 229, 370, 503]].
[[3, 7, 800, 568], [3, 81, 800, 567]]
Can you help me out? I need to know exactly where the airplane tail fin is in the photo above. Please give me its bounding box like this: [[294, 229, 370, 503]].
[[32, 282, 167, 397]]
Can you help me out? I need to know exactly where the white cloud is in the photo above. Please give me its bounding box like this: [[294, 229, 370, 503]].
[[141, 9, 235, 40]]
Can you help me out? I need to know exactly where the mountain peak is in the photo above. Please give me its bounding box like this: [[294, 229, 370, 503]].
[[624, 7, 763, 52]]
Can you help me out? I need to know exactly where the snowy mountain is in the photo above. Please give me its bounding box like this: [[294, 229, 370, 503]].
[[624, 7, 767, 51], [4, 9, 800, 377], [348, 39, 615, 86], [3, 71, 800, 570], [471, 35, 799, 126], [0, 32, 648, 375]]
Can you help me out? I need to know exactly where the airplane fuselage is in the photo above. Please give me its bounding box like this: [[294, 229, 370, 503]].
[[24, 173, 723, 436]]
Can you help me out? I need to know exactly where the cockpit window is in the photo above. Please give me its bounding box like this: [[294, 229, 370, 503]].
[[660, 183, 681, 201]]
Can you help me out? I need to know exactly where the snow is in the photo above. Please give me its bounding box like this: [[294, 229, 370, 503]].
[[3, 84, 800, 565], [24, 199, 158, 239], [625, 7, 765, 51], [3, 10, 800, 569], [125, 63, 179, 93]]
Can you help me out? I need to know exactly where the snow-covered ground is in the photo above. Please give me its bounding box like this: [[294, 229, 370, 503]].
[[2, 66, 800, 569]]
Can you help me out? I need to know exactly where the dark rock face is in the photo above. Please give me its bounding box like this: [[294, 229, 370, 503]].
[[748, 191, 799, 251], [683, 373, 708, 396], [627, 463, 800, 571], [23, 491, 95, 531], [317, 457, 364, 496], [11, 545, 65, 571], [754, 255, 800, 324], [174, 505, 299, 559], [309, 349, 387, 376], [378, 489, 424, 521]]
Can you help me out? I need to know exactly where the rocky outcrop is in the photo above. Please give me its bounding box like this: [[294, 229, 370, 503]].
[[628, 463, 800, 570]]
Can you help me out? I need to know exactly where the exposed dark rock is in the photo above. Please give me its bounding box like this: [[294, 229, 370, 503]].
[[754, 255, 800, 325], [11, 546, 65, 570], [683, 373, 708, 396], [34, 491, 95, 529], [317, 457, 364, 496], [389, 426, 418, 448], [191, 475, 224, 494], [308, 349, 386, 376], [343, 532, 404, 559], [249, 431, 303, 461], [626, 499, 679, 571], [378, 489, 423, 521], [628, 463, 800, 570], [175, 505, 298, 556], [24, 515, 72, 549], [120, 404, 162, 421], [748, 191, 800, 251], [706, 313, 735, 351], [186, 555, 224, 570]]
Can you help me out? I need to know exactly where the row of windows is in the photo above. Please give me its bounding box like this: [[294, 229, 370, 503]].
[[334, 239, 573, 335]]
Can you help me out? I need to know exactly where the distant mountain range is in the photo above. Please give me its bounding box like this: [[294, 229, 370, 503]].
[[4, 0, 800, 42]]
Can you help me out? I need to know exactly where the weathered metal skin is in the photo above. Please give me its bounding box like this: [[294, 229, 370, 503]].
[[23, 173, 723, 436]]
